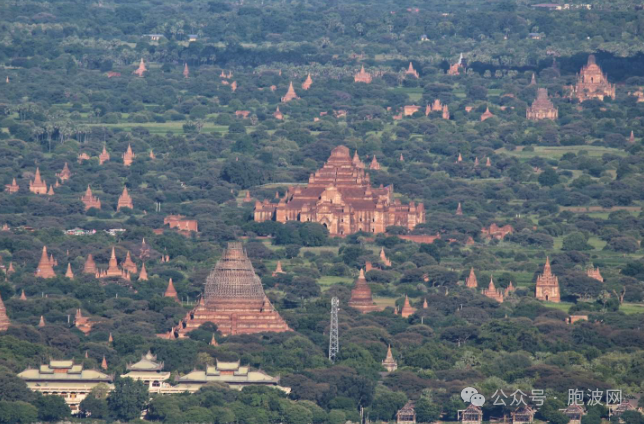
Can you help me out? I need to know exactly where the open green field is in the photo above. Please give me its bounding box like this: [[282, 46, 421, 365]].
[[497, 145, 627, 160], [87, 122, 229, 134]]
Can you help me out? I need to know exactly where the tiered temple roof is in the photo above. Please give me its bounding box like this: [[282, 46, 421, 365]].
[[405, 62, 419, 78], [183, 63, 189, 79], [56, 163, 72, 181], [535, 257, 560, 302], [29, 168, 48, 194], [481, 276, 504, 303], [121, 351, 170, 392], [98, 247, 129, 279], [170, 242, 291, 337], [570, 55, 615, 102], [381, 345, 398, 372], [164, 279, 180, 302], [176, 359, 288, 392], [81, 185, 101, 211], [354, 65, 372, 83], [99, 146, 110, 165], [139, 263, 148, 281], [465, 268, 478, 288], [348, 269, 380, 313], [255, 146, 424, 236], [400, 295, 416, 318], [480, 107, 494, 121], [117, 187, 133, 211], [122, 144, 135, 166], [5, 178, 19, 194], [281, 82, 298, 103], [83, 254, 97, 274], [587, 266, 603, 282], [35, 246, 56, 278], [302, 73, 313, 90], [0, 293, 10, 331], [133, 58, 147, 77], [526, 88, 558, 121]]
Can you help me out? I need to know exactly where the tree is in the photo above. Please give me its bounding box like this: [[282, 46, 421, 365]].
[[562, 232, 592, 251], [79, 393, 108, 418], [107, 378, 149, 421], [35, 394, 70, 422], [538, 167, 560, 187], [0, 370, 34, 402], [0, 401, 38, 424], [415, 397, 441, 423]]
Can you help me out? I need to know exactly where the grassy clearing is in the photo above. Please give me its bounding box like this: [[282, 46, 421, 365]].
[[318, 276, 353, 291], [87, 122, 228, 134], [497, 145, 627, 160], [541, 302, 573, 313]]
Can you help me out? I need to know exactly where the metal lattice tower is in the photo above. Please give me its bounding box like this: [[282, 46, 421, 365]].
[[329, 297, 339, 362]]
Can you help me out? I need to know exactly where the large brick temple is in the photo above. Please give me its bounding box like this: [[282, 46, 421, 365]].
[[254, 146, 425, 236], [569, 55, 615, 102], [168, 242, 291, 337]]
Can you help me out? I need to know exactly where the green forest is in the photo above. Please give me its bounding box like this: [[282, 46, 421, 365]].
[[1, 0, 644, 423]]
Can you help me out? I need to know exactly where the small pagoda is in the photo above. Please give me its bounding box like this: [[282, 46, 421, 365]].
[[56, 163, 72, 182], [456, 202, 463, 215], [405, 62, 419, 79], [5, 178, 19, 194], [83, 254, 97, 275], [369, 156, 380, 170], [535, 257, 560, 302], [74, 309, 93, 335], [271, 261, 285, 277], [133, 58, 147, 77], [0, 293, 10, 331], [122, 251, 137, 274], [81, 185, 101, 211], [100, 247, 127, 279], [65, 263, 74, 279], [183, 63, 190, 79], [480, 107, 494, 122], [29, 168, 48, 194], [400, 295, 416, 318], [465, 268, 478, 288], [35, 246, 56, 279], [302, 73, 313, 90], [99, 146, 110, 165], [169, 242, 291, 337], [138, 263, 148, 281], [117, 187, 133, 211], [381, 345, 398, 372], [442, 105, 450, 120], [354, 65, 372, 83], [348, 269, 380, 313], [273, 106, 283, 120], [570, 55, 615, 102], [587, 266, 603, 282], [526, 88, 558, 121], [380, 248, 392, 267], [481, 276, 504, 303], [281, 82, 299, 103], [122, 144, 135, 166], [164, 279, 180, 303]]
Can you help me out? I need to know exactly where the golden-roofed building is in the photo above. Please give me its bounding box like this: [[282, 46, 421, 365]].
[[348, 269, 381, 313], [5, 178, 19, 193], [254, 146, 424, 236], [281, 82, 298, 103], [176, 359, 289, 393], [526, 88, 558, 121], [121, 351, 171, 393], [29, 168, 48, 194], [18, 360, 114, 413], [81, 185, 101, 211], [168, 242, 291, 337], [570, 55, 615, 102], [354, 65, 372, 83], [535, 257, 560, 302]]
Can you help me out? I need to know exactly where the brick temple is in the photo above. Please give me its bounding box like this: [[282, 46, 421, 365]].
[[0, 293, 10, 331], [354, 65, 372, 83], [81, 185, 101, 210], [526, 88, 558, 121], [570, 55, 615, 102], [254, 146, 425, 236], [117, 187, 133, 211], [168, 242, 291, 337], [348, 269, 381, 313], [535, 257, 560, 302], [29, 168, 48, 194]]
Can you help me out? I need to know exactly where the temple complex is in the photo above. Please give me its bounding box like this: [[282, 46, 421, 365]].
[[281, 82, 299, 103], [481, 223, 513, 240], [400, 295, 416, 318], [99, 146, 110, 165], [587, 266, 603, 282], [56, 163, 72, 181], [348, 269, 380, 313], [164, 215, 198, 232], [535, 257, 561, 302], [18, 360, 114, 413], [302, 73, 313, 90], [526, 88, 558, 121], [122, 144, 135, 166], [481, 277, 504, 303], [122, 251, 138, 274], [405, 62, 419, 78], [5, 178, 19, 193], [29, 168, 48, 194], [164, 278, 180, 302], [83, 254, 97, 274], [397, 401, 416, 424], [480, 107, 494, 121], [117, 187, 133, 211], [183, 63, 189, 79], [570, 55, 615, 102], [465, 268, 478, 288], [133, 58, 147, 77], [0, 293, 10, 331], [176, 360, 289, 393], [121, 351, 171, 393], [381, 345, 398, 372], [35, 246, 56, 278], [354, 65, 372, 83], [81, 185, 101, 211], [254, 146, 425, 236], [169, 242, 291, 337]]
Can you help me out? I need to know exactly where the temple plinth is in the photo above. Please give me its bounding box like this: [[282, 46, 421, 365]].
[[171, 242, 291, 337], [348, 269, 381, 313], [81, 185, 101, 210], [117, 187, 133, 211], [535, 257, 560, 302], [570, 55, 615, 102], [527, 88, 558, 121], [29, 168, 48, 194], [254, 146, 424, 236], [35, 246, 56, 278]]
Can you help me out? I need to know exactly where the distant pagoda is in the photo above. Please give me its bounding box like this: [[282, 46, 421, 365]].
[[56, 163, 72, 181], [348, 269, 380, 313], [465, 268, 478, 288], [570, 55, 615, 102], [480, 107, 494, 122], [400, 295, 416, 318], [535, 257, 560, 302], [133, 58, 147, 77], [170, 242, 291, 337], [526, 88, 558, 121], [587, 266, 603, 282], [29, 168, 48, 194], [481, 276, 504, 303], [83, 254, 97, 275], [81, 185, 101, 211], [164, 279, 180, 303], [354, 65, 372, 83], [405, 62, 419, 79], [122, 144, 135, 166], [35, 246, 56, 278], [281, 82, 299, 103], [122, 251, 137, 274], [302, 73, 313, 90], [381, 345, 398, 372], [183, 63, 190, 79], [5, 178, 19, 194], [0, 293, 10, 331], [117, 187, 133, 211], [99, 146, 110, 165]]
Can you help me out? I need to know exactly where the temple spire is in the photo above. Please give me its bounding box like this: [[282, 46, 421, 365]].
[[183, 63, 190, 79], [38, 315, 46, 327], [65, 263, 74, 279], [0, 293, 10, 331], [400, 295, 416, 318], [101, 356, 108, 370], [210, 334, 218, 346], [164, 278, 180, 302], [138, 263, 148, 281]]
